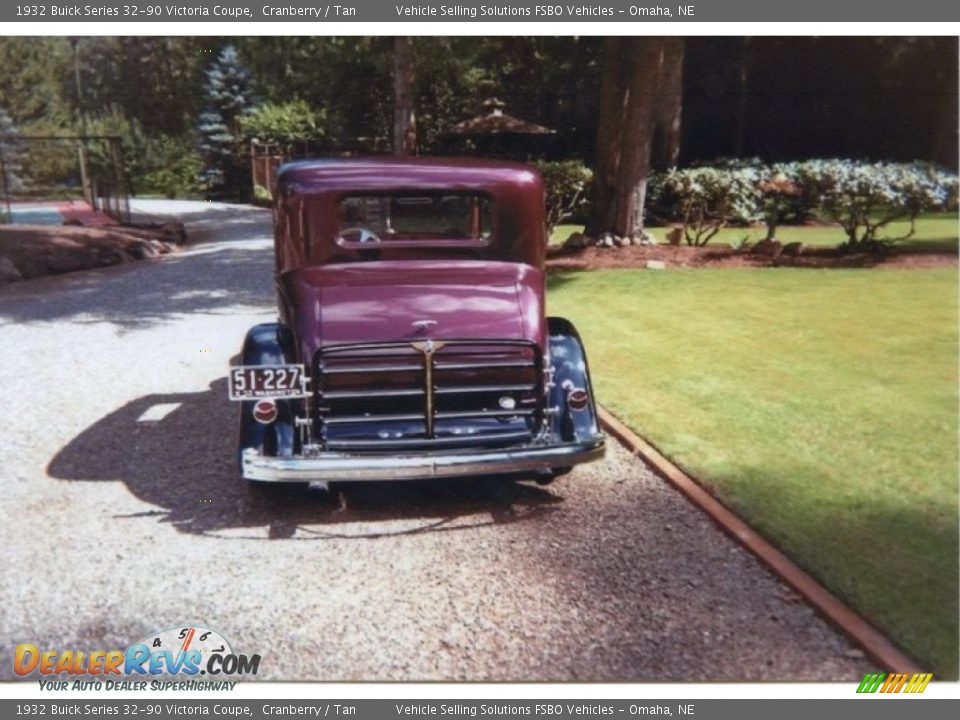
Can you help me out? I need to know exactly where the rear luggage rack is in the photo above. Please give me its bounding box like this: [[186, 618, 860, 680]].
[[314, 339, 542, 452]]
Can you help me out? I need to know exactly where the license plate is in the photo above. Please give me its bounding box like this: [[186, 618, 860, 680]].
[[229, 365, 306, 401]]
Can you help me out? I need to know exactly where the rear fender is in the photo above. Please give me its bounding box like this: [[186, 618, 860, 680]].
[[547, 317, 600, 442], [238, 323, 298, 458]]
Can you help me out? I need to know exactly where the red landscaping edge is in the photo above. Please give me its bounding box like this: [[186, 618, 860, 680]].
[[597, 405, 923, 674]]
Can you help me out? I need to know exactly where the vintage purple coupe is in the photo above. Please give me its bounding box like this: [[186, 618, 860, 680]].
[[228, 157, 604, 487]]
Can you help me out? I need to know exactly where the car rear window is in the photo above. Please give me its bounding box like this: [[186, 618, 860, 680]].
[[336, 193, 493, 247]]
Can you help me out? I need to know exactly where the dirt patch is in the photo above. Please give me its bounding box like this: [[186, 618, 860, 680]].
[[547, 242, 958, 271], [0, 222, 186, 284]]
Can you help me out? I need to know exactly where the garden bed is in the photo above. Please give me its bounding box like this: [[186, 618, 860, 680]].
[[0, 222, 186, 285], [547, 241, 958, 271]]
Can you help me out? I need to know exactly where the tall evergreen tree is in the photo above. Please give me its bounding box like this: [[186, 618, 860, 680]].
[[197, 45, 254, 198]]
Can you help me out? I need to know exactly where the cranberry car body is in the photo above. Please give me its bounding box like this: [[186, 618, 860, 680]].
[[229, 157, 604, 485]]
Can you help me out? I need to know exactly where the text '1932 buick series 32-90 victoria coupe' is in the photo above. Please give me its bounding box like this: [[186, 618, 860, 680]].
[[228, 157, 604, 489]]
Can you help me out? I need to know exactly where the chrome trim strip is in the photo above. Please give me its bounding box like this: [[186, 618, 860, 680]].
[[242, 436, 605, 482], [320, 338, 538, 355], [323, 363, 423, 374], [434, 360, 535, 370], [437, 408, 535, 419], [324, 360, 533, 375], [323, 384, 536, 400], [324, 408, 538, 424], [323, 388, 424, 399], [325, 430, 532, 450], [411, 340, 446, 438], [325, 413, 425, 425], [435, 384, 536, 395]]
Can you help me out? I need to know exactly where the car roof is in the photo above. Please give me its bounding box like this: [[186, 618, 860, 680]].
[[276, 156, 541, 195]]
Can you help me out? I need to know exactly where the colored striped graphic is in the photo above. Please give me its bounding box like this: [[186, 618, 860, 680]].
[[857, 672, 932, 694]]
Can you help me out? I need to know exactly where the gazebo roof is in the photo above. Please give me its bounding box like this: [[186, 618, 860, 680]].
[[445, 98, 556, 136]]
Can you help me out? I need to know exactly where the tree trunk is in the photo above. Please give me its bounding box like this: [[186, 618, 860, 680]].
[[651, 37, 685, 170], [586, 37, 628, 236], [393, 37, 417, 156], [609, 42, 659, 235], [588, 38, 685, 239]]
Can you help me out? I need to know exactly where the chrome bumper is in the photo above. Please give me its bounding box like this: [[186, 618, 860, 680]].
[[241, 436, 605, 482]]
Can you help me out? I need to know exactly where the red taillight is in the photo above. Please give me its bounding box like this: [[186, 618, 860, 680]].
[[253, 400, 278, 424], [567, 388, 589, 411]]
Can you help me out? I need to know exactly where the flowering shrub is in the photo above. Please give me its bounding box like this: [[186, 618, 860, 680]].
[[648, 159, 957, 247], [756, 161, 829, 239], [655, 166, 761, 246], [801, 160, 957, 245]]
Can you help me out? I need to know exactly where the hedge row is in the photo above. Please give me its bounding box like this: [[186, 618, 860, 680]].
[[651, 159, 958, 246], [539, 159, 958, 246]]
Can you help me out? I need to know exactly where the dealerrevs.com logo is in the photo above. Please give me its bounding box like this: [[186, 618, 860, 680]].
[[14, 626, 261, 691]]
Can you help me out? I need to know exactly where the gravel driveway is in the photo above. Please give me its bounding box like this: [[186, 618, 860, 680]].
[[0, 200, 872, 681]]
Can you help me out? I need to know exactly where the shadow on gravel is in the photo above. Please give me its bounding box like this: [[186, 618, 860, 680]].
[[47, 377, 562, 539], [0, 204, 273, 331]]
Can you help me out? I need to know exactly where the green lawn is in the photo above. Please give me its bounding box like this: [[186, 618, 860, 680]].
[[547, 266, 959, 677], [552, 212, 959, 252]]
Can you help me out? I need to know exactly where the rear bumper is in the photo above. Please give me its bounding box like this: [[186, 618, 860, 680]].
[[241, 435, 605, 482]]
